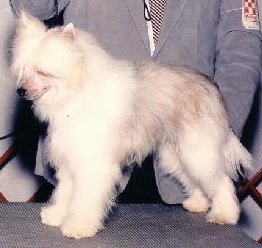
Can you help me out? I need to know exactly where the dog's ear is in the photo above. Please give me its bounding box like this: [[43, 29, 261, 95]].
[[62, 23, 76, 40], [17, 11, 46, 36]]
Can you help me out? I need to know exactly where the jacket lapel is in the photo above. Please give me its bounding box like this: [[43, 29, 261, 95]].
[[123, 0, 151, 55], [153, 0, 189, 58]]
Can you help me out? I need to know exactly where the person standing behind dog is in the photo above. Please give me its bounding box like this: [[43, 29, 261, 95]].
[[9, 0, 261, 205]]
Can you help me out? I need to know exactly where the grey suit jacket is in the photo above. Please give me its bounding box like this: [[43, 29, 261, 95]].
[[10, 0, 262, 203]]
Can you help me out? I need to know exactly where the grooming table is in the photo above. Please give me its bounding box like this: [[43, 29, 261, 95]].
[[0, 203, 260, 248]]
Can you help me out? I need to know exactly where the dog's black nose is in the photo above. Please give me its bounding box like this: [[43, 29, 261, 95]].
[[17, 88, 27, 97]]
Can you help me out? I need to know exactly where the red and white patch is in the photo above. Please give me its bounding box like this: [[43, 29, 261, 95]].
[[242, 0, 260, 30]]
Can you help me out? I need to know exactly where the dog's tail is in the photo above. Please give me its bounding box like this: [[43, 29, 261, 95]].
[[223, 131, 253, 179]]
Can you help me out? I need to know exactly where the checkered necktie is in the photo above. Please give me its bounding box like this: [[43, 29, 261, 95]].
[[149, 0, 167, 44]]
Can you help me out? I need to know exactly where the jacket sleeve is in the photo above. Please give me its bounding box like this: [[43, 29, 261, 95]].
[[214, 0, 262, 137], [9, 0, 70, 20]]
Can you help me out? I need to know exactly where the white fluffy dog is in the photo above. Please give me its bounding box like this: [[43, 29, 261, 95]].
[[11, 14, 252, 239]]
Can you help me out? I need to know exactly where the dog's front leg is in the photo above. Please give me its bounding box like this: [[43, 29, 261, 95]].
[[41, 166, 73, 227], [60, 161, 120, 239]]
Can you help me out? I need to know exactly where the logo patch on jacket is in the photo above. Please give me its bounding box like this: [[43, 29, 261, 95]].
[[242, 0, 260, 30]]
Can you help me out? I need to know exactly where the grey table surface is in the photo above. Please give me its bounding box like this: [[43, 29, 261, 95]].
[[0, 203, 260, 248]]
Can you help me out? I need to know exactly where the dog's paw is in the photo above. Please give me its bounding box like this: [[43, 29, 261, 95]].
[[60, 217, 101, 239], [207, 194, 240, 225], [183, 197, 209, 213], [41, 205, 66, 227], [182, 192, 209, 213], [206, 209, 239, 225]]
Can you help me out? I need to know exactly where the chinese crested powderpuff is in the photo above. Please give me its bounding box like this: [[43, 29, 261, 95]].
[[11, 13, 252, 239]]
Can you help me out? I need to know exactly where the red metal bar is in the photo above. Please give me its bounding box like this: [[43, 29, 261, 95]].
[[0, 144, 17, 170]]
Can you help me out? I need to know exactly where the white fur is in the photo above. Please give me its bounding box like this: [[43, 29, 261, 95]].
[[11, 14, 252, 239]]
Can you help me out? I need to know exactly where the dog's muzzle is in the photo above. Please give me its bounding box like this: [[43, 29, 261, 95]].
[[17, 87, 27, 97], [16, 84, 51, 100]]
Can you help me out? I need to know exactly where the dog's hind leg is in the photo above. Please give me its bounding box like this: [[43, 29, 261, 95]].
[[205, 174, 239, 225], [179, 129, 240, 224], [182, 187, 210, 213], [156, 141, 210, 212], [41, 166, 73, 227]]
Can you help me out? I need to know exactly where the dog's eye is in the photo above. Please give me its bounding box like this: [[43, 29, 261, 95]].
[[35, 69, 53, 78], [36, 70, 48, 76]]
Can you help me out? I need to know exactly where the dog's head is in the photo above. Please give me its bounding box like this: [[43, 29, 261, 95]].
[[12, 13, 85, 104]]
